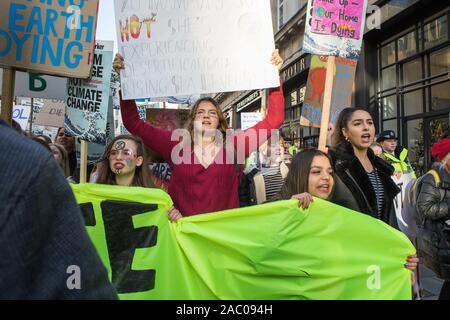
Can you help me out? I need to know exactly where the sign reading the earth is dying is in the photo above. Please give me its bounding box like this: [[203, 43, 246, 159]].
[[0, 0, 99, 78]]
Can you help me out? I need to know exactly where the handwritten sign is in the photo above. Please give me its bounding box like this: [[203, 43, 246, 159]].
[[300, 55, 356, 127], [303, 0, 367, 59], [114, 0, 279, 99], [12, 105, 31, 130], [311, 0, 365, 40], [0, 0, 99, 78], [34, 99, 65, 127]]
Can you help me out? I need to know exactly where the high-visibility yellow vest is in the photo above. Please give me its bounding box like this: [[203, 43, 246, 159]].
[[288, 146, 298, 156], [382, 148, 417, 179]]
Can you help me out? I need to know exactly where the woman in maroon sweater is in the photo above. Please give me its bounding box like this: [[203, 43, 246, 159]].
[[114, 51, 285, 218]]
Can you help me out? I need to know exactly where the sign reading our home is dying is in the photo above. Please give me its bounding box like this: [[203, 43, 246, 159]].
[[310, 0, 365, 40], [0, 0, 99, 78]]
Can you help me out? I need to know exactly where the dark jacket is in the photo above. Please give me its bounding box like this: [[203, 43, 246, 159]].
[[416, 165, 450, 279], [0, 120, 117, 299], [329, 141, 401, 229]]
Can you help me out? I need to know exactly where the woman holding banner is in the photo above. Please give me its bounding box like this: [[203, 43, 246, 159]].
[[276, 148, 335, 207], [114, 50, 285, 218], [277, 146, 418, 289], [95, 135, 154, 188], [328, 108, 418, 279]]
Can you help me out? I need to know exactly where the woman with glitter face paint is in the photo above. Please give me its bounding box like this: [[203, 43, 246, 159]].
[[95, 135, 154, 188]]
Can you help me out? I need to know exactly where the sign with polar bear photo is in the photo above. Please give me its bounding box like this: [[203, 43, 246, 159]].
[[114, 0, 279, 99]]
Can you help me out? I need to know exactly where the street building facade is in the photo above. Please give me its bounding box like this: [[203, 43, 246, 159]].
[[214, 0, 449, 173]]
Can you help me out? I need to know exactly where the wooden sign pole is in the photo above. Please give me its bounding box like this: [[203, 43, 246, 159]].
[[80, 140, 89, 183], [1, 68, 16, 125], [318, 56, 336, 152], [29, 97, 34, 135]]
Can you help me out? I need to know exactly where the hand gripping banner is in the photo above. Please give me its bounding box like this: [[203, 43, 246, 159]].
[[71, 184, 415, 300]]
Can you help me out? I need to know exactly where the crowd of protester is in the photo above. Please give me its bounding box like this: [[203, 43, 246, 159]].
[[1, 50, 449, 300]]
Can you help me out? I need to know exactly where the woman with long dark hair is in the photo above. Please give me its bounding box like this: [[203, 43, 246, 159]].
[[49, 143, 71, 178], [329, 107, 418, 275], [277, 148, 334, 208], [277, 146, 418, 291], [96, 135, 154, 188]]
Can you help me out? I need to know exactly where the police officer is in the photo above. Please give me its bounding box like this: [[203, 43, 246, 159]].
[[377, 130, 417, 179]]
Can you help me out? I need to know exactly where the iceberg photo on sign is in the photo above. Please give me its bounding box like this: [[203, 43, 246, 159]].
[[64, 41, 114, 144], [303, 0, 368, 59]]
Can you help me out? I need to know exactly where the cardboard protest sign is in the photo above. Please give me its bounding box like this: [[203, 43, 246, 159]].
[[300, 55, 356, 127], [0, 69, 68, 99], [114, 0, 279, 99], [0, 0, 99, 78], [65, 41, 113, 144], [34, 99, 65, 127], [303, 0, 368, 59], [72, 184, 414, 300], [12, 104, 31, 129]]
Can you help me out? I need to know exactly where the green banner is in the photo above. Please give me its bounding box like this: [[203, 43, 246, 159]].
[[72, 184, 415, 300]]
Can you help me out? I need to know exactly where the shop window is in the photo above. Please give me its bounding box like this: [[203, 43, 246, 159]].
[[403, 89, 424, 116], [381, 41, 396, 67], [406, 119, 424, 176], [430, 46, 450, 76], [398, 31, 417, 61], [383, 119, 398, 134], [278, 0, 284, 30], [381, 65, 397, 90], [431, 81, 450, 111], [290, 89, 298, 106], [424, 15, 448, 49], [382, 95, 397, 119], [403, 58, 423, 84]]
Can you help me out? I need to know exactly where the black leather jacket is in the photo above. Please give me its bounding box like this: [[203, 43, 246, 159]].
[[417, 165, 450, 221], [329, 142, 400, 229], [416, 165, 450, 280]]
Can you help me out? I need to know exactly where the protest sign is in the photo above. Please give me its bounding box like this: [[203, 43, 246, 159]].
[[241, 112, 262, 130], [303, 0, 368, 59], [300, 55, 356, 127], [72, 184, 414, 300], [12, 104, 31, 129], [149, 163, 172, 191], [114, 0, 279, 99], [0, 0, 99, 78], [392, 172, 415, 232], [34, 99, 65, 127], [75, 96, 115, 168], [64, 41, 113, 144], [0, 69, 68, 100]]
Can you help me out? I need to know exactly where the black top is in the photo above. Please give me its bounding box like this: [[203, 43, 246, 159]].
[[0, 120, 117, 299]]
